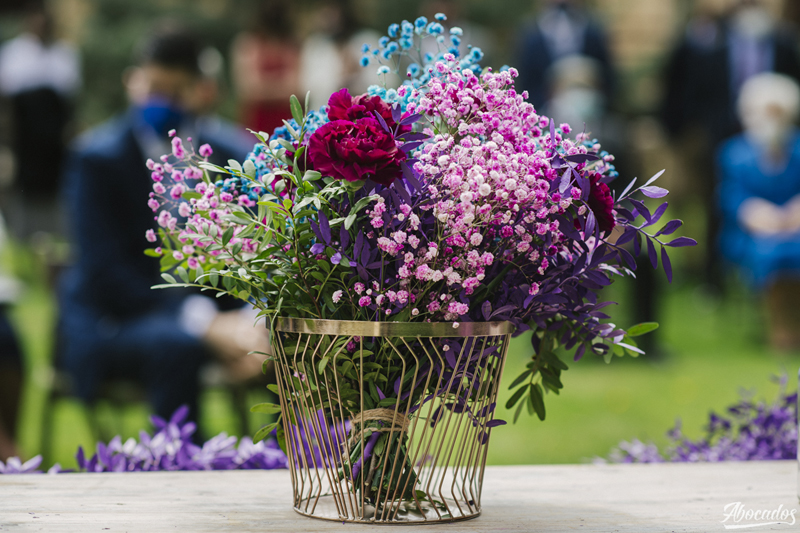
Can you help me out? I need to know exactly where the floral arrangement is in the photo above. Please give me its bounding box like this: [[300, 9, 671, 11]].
[[144, 14, 694, 505], [0, 406, 287, 474], [602, 376, 797, 463]]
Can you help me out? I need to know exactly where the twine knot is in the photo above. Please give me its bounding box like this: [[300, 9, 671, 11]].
[[350, 409, 410, 442]]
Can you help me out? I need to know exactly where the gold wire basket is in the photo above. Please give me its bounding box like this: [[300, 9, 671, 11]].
[[272, 318, 514, 524]]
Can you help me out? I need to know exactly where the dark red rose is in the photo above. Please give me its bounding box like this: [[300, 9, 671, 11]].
[[326, 88, 410, 133], [587, 172, 615, 233], [307, 117, 406, 186]]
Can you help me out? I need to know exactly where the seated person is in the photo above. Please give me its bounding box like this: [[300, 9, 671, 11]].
[[58, 25, 266, 429], [717, 73, 800, 349]]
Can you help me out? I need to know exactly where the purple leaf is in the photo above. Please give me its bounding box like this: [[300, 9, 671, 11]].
[[398, 131, 427, 142], [618, 177, 637, 200], [633, 231, 641, 256], [615, 226, 637, 246], [486, 419, 507, 428], [372, 110, 390, 133], [646, 237, 658, 269], [549, 117, 555, 147], [655, 219, 683, 237], [399, 113, 422, 126], [564, 153, 599, 164], [355, 230, 364, 258], [649, 202, 669, 226], [559, 168, 571, 194], [643, 169, 666, 187], [400, 140, 425, 153], [317, 211, 331, 244], [574, 343, 586, 361], [665, 236, 697, 248], [339, 225, 350, 249], [481, 301, 492, 321], [391, 103, 402, 124], [661, 246, 673, 283], [641, 186, 668, 198], [629, 199, 651, 223], [585, 211, 596, 238]]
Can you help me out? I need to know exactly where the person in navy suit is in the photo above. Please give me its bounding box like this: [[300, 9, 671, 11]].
[[58, 25, 267, 428], [513, 0, 615, 113]]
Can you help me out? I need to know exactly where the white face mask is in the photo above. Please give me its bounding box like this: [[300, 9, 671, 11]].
[[732, 6, 774, 39]]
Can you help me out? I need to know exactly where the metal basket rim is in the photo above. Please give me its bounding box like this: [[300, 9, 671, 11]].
[[275, 317, 515, 337]]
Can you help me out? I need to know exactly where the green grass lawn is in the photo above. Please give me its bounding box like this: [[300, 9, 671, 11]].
[[9, 250, 797, 470]]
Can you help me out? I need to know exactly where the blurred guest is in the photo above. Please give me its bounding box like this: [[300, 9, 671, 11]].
[[58, 25, 265, 429], [717, 73, 800, 349], [299, 0, 378, 110], [0, 4, 80, 239], [514, 0, 614, 112], [661, 0, 800, 290], [0, 212, 23, 462], [231, 0, 300, 134]]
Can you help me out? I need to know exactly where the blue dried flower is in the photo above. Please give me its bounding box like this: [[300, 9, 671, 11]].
[[435, 12, 447, 21], [450, 26, 463, 36], [414, 16, 428, 28], [427, 22, 444, 35], [387, 23, 399, 38], [450, 35, 461, 47], [360, 55, 370, 67], [376, 65, 391, 76], [379, 36, 389, 48], [361, 43, 370, 53], [399, 37, 413, 50]]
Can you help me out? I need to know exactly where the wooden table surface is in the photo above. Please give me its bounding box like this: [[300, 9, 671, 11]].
[[1, 461, 796, 532]]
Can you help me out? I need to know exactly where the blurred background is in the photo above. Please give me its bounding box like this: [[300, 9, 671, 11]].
[[0, 0, 798, 469]]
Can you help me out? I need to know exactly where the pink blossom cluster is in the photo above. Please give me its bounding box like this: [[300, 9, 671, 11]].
[[145, 138, 261, 270], [348, 60, 600, 321]]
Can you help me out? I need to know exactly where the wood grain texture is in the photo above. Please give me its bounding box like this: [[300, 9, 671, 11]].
[[0, 461, 796, 532]]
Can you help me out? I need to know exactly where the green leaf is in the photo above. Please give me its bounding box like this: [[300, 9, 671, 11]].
[[626, 322, 659, 337], [318, 356, 329, 374], [161, 273, 177, 284], [243, 159, 256, 178], [505, 384, 529, 410], [276, 426, 287, 455], [529, 384, 546, 421], [176, 266, 189, 283], [222, 227, 234, 246], [303, 170, 322, 181], [339, 256, 351, 267], [227, 159, 243, 173], [144, 248, 161, 257], [289, 94, 304, 125], [209, 270, 219, 287], [253, 421, 279, 443], [267, 384, 280, 394], [250, 402, 282, 414], [344, 213, 357, 230], [508, 369, 533, 390]]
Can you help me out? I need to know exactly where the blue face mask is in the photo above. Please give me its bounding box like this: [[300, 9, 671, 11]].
[[137, 98, 185, 137]]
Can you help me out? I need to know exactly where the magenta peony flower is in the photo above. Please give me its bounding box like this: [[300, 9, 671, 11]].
[[327, 88, 409, 133], [587, 172, 616, 233], [307, 117, 406, 185]]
